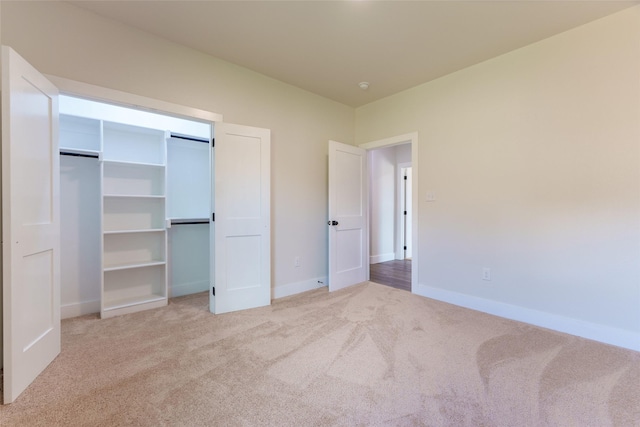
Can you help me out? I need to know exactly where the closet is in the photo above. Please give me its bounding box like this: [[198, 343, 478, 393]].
[[59, 96, 213, 318], [2, 46, 270, 403]]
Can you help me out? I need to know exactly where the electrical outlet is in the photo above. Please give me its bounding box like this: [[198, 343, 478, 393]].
[[482, 267, 491, 281], [294, 256, 301, 268], [426, 191, 436, 202]]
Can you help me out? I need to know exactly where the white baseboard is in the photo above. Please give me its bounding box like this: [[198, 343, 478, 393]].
[[273, 276, 327, 299], [170, 280, 209, 298], [414, 283, 640, 352], [370, 253, 395, 264], [61, 299, 100, 319]]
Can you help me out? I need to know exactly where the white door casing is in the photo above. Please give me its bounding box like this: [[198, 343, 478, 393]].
[[404, 167, 413, 259], [2, 46, 61, 403], [328, 140, 368, 292], [209, 136, 216, 314], [396, 164, 413, 260], [359, 132, 418, 293], [213, 123, 270, 314]]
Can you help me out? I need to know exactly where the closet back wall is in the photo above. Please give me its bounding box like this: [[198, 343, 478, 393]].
[[61, 155, 101, 317], [1, 1, 355, 298]]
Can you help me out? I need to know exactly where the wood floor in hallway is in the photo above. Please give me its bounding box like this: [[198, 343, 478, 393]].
[[370, 259, 411, 292]]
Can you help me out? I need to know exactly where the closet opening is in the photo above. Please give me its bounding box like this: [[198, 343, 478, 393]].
[[59, 95, 214, 319]]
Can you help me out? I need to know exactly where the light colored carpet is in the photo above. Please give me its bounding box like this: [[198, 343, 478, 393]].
[[1, 282, 639, 426]]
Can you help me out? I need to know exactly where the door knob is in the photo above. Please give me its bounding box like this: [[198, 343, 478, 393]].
[[327, 220, 339, 226]]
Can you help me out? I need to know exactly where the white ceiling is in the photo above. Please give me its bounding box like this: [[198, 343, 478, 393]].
[[70, 1, 638, 108]]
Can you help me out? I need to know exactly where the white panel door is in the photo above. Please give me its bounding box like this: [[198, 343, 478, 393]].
[[328, 140, 368, 291], [213, 123, 270, 314], [2, 46, 60, 403]]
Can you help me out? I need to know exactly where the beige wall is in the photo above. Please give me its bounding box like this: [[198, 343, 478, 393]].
[[356, 6, 640, 348], [369, 146, 397, 263], [1, 1, 354, 295]]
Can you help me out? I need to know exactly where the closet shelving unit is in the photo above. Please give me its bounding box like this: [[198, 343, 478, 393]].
[[60, 114, 170, 318], [100, 121, 168, 318], [60, 105, 212, 319], [59, 114, 101, 158]]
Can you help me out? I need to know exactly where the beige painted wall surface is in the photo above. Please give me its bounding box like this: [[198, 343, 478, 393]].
[[1, 1, 354, 294], [369, 146, 397, 263], [356, 6, 640, 338]]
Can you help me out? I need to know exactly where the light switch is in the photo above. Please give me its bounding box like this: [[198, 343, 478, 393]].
[[426, 191, 436, 202]]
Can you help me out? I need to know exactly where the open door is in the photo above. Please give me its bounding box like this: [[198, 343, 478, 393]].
[[2, 46, 60, 403], [327, 140, 368, 291], [213, 123, 270, 314]]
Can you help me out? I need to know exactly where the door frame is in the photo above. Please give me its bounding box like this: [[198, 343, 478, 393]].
[[397, 163, 412, 261], [359, 132, 418, 293], [46, 76, 223, 124]]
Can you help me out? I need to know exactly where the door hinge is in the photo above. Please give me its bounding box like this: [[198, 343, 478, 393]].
[[212, 212, 215, 222], [404, 176, 407, 180], [404, 211, 407, 215], [212, 286, 215, 296], [404, 246, 407, 250], [211, 138, 215, 147]]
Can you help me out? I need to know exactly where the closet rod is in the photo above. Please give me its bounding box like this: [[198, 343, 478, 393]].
[[60, 150, 100, 159], [169, 133, 210, 144], [171, 219, 210, 225]]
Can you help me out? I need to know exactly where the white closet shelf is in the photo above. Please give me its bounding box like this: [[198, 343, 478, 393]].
[[104, 228, 166, 235], [103, 194, 165, 199], [103, 294, 167, 316], [103, 260, 166, 272], [102, 159, 165, 168], [60, 147, 101, 156]]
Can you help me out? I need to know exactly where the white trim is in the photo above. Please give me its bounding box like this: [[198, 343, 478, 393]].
[[359, 132, 417, 151], [370, 253, 395, 264], [170, 280, 209, 298], [415, 284, 640, 352], [273, 276, 327, 299], [61, 300, 100, 319], [360, 132, 419, 294], [396, 162, 412, 260], [46, 75, 223, 123]]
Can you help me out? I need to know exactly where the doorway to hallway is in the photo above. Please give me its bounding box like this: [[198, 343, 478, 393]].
[[370, 259, 411, 292], [368, 142, 412, 290]]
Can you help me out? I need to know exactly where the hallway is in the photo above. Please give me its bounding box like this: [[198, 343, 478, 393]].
[[370, 260, 411, 292]]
